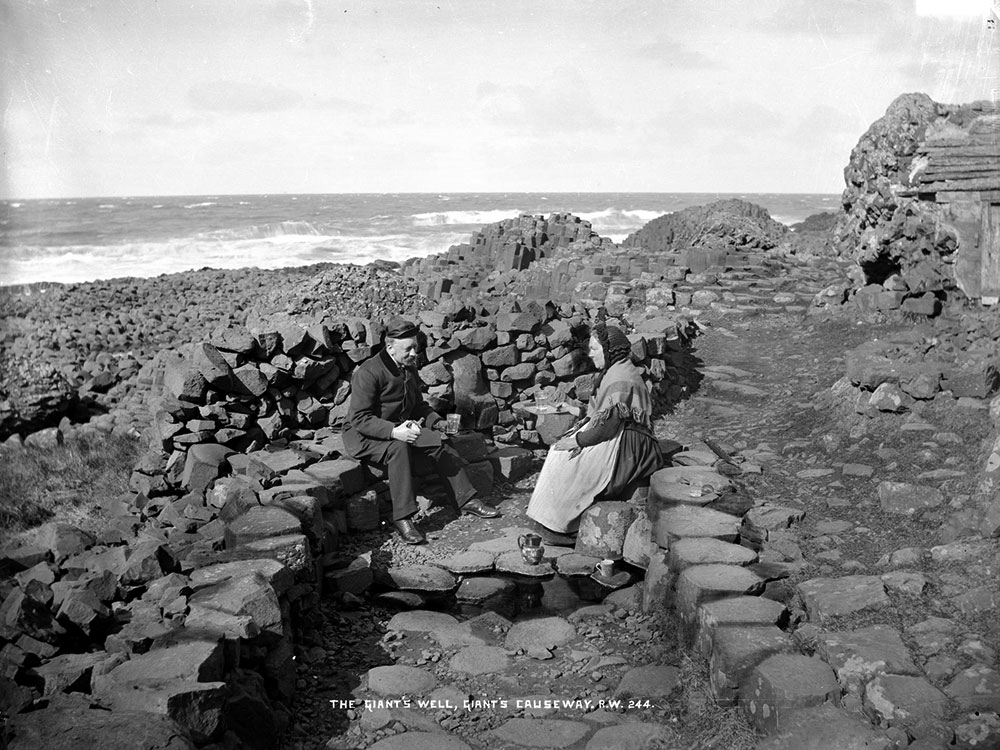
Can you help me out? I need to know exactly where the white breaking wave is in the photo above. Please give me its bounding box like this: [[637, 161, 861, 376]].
[[771, 214, 798, 227], [576, 208, 665, 234], [411, 206, 665, 238], [183, 201, 217, 209], [0, 231, 469, 286], [411, 209, 527, 226], [195, 221, 324, 241]]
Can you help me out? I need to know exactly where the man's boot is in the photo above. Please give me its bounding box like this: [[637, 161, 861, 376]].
[[393, 517, 426, 545]]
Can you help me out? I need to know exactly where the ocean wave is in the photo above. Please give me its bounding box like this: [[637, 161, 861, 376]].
[[576, 208, 665, 233], [183, 201, 217, 209], [0, 231, 469, 286], [411, 209, 527, 227], [195, 221, 325, 241]]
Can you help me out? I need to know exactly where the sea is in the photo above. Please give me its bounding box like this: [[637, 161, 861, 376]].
[[0, 192, 841, 287]]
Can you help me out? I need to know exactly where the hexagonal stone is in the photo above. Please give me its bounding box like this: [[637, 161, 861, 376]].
[[366, 665, 436, 696], [93, 639, 224, 688], [88, 680, 227, 744], [652, 506, 741, 547], [368, 733, 471, 750], [385, 565, 457, 593], [449, 645, 510, 675], [488, 718, 590, 748], [651, 466, 731, 494], [190, 559, 293, 596], [614, 664, 681, 699], [505, 617, 576, 651], [584, 722, 675, 750], [245, 448, 308, 475], [675, 564, 765, 622], [5, 703, 198, 750], [554, 553, 602, 577], [797, 576, 889, 624], [745, 505, 806, 530], [945, 665, 1000, 712], [816, 625, 921, 694], [709, 626, 796, 704], [455, 577, 514, 605], [954, 711, 1000, 750], [650, 480, 719, 508], [299, 459, 366, 498], [880, 570, 927, 596], [30, 652, 107, 696], [877, 481, 943, 514], [434, 550, 496, 574], [223, 534, 312, 577], [385, 610, 486, 648], [668, 537, 757, 573], [864, 674, 947, 729], [495, 550, 556, 578], [622, 511, 652, 569], [695, 596, 789, 657], [386, 610, 460, 633], [741, 654, 840, 734], [755, 704, 890, 750], [224, 506, 301, 547]]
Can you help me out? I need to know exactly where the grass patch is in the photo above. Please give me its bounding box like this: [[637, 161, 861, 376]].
[[674, 653, 761, 750], [0, 433, 141, 543]]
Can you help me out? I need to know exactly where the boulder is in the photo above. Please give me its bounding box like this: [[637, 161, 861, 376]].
[[741, 654, 840, 735], [709, 625, 796, 704], [797, 576, 890, 623], [181, 443, 234, 496], [574, 502, 636, 559], [5, 701, 197, 750], [675, 564, 765, 622], [225, 506, 302, 547]]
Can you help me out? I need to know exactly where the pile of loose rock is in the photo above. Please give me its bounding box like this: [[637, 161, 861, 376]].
[[126, 300, 695, 486], [0, 264, 428, 441]]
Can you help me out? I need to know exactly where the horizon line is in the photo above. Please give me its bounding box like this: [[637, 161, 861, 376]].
[[2, 189, 845, 202]]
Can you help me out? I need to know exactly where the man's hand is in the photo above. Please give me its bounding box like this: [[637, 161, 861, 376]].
[[391, 421, 422, 444]]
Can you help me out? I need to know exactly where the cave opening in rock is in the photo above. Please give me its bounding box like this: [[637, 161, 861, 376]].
[[860, 252, 901, 286]]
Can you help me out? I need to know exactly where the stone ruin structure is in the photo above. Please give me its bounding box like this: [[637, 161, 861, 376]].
[[822, 93, 1000, 539], [836, 93, 1000, 312]]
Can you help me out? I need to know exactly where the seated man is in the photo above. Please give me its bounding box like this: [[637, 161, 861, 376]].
[[342, 317, 499, 544]]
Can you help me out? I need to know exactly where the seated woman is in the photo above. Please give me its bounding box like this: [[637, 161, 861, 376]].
[[526, 323, 663, 544]]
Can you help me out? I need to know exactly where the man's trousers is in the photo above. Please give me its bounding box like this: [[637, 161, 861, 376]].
[[351, 439, 478, 520]]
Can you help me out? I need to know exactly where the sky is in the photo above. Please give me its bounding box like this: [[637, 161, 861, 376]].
[[1, 0, 998, 198]]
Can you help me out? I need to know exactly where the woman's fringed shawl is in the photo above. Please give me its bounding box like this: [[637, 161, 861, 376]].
[[586, 359, 654, 433], [526, 358, 653, 533]]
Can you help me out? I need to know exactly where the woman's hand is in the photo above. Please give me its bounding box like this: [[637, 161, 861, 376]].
[[552, 435, 578, 451]]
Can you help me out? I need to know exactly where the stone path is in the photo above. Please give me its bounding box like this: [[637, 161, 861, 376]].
[[288, 294, 999, 749]]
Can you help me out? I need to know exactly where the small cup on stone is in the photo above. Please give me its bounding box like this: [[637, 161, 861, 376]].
[[595, 559, 615, 578]]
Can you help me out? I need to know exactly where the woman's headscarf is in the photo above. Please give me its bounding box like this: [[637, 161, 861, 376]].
[[591, 322, 632, 369]]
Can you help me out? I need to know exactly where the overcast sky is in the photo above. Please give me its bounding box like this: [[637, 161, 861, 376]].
[[2, 0, 997, 198]]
